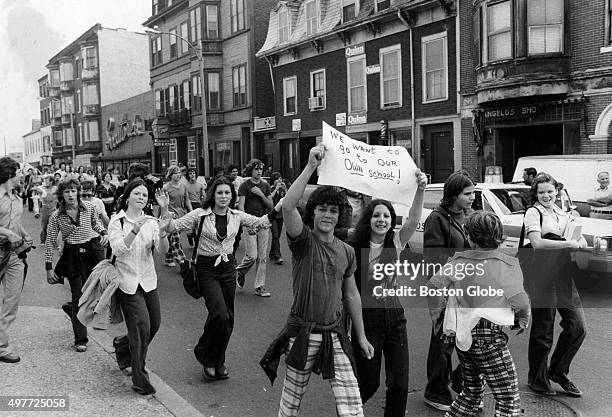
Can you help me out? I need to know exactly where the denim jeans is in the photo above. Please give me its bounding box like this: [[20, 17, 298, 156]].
[[0, 253, 25, 358], [116, 287, 161, 393], [353, 306, 409, 417], [236, 227, 269, 289], [269, 218, 284, 260], [194, 255, 236, 368]]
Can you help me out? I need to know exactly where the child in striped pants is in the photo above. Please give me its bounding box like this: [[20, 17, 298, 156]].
[[427, 212, 531, 417]]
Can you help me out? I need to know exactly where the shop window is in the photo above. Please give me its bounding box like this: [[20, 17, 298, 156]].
[[380, 44, 401, 108], [284, 76, 297, 115], [422, 32, 448, 103], [231, 0, 246, 33], [528, 0, 563, 54], [278, 7, 290, 43], [347, 56, 366, 112], [310, 69, 326, 111], [305, 0, 318, 36]]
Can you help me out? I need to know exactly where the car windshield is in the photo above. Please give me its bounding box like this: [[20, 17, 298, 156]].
[[489, 188, 532, 215]]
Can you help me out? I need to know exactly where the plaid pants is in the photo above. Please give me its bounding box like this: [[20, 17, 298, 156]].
[[279, 333, 363, 417], [446, 322, 520, 417], [166, 212, 186, 264]]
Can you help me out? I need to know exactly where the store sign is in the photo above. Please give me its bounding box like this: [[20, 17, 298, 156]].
[[348, 112, 367, 125], [483, 105, 539, 121], [345, 43, 365, 57], [366, 64, 381, 75], [292, 119, 302, 131], [106, 115, 146, 151], [253, 116, 276, 132], [151, 118, 169, 139], [336, 113, 347, 127], [154, 139, 172, 147]]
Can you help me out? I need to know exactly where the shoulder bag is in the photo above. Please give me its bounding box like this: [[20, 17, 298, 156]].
[[181, 215, 205, 299]]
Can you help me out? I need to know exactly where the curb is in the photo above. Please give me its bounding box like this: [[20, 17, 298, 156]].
[[88, 328, 204, 417]]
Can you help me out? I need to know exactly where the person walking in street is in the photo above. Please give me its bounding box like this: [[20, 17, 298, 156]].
[[423, 171, 475, 411], [268, 172, 288, 265], [45, 178, 108, 352], [163, 165, 191, 267], [428, 212, 531, 417], [227, 164, 245, 255], [186, 167, 206, 246], [348, 170, 427, 417], [0, 157, 33, 363], [109, 179, 169, 395], [81, 180, 109, 227], [236, 159, 273, 297], [39, 174, 58, 244], [96, 172, 117, 217], [162, 176, 281, 381], [260, 145, 374, 417], [523, 173, 587, 397]]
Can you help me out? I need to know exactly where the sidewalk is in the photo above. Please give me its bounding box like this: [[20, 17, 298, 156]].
[[0, 306, 202, 417]]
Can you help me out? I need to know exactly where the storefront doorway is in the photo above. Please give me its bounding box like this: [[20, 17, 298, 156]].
[[422, 123, 454, 183]]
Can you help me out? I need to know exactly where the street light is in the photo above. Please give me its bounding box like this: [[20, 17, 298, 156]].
[[50, 97, 76, 164], [145, 27, 210, 177]]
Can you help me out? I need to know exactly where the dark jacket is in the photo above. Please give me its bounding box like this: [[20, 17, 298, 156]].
[[423, 205, 470, 271]]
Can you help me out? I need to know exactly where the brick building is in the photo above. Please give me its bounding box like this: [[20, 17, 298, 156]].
[[459, 0, 612, 182], [45, 24, 150, 170], [37, 75, 54, 167], [143, 0, 276, 176]]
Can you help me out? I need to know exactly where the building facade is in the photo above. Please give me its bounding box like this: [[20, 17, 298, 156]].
[[37, 75, 54, 167], [143, 0, 276, 176], [45, 24, 150, 170], [257, 0, 460, 182], [459, 0, 612, 182], [100, 91, 155, 175], [23, 120, 43, 167]]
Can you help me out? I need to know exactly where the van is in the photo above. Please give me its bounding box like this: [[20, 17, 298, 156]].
[[512, 155, 612, 216]]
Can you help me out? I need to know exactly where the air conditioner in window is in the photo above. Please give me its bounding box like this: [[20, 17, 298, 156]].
[[308, 96, 325, 110]]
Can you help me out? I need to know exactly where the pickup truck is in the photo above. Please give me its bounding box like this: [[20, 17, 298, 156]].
[[299, 182, 612, 287]]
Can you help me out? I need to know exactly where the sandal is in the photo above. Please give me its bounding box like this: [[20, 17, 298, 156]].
[[215, 365, 229, 380], [202, 367, 216, 382]]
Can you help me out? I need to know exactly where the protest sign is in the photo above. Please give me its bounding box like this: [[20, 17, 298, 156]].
[[318, 122, 418, 204]]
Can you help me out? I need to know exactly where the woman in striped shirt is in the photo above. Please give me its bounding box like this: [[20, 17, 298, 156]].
[[45, 178, 107, 353]]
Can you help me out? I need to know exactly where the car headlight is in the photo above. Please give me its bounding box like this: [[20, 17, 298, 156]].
[[593, 236, 611, 256]]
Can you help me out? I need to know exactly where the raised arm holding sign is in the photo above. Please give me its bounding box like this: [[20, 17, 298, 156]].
[[318, 122, 418, 205]]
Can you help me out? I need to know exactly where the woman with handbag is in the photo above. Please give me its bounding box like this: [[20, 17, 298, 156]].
[[45, 178, 108, 352], [162, 176, 281, 382], [522, 173, 587, 397], [108, 179, 169, 395]]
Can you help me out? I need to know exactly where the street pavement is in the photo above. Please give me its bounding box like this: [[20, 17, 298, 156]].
[[3, 210, 612, 416]]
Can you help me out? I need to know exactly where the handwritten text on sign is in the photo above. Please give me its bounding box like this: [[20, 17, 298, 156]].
[[318, 122, 417, 204]]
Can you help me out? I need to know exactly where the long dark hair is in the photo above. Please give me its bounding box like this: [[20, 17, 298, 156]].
[[349, 199, 398, 291], [202, 176, 236, 210], [441, 171, 476, 209], [117, 178, 148, 212]]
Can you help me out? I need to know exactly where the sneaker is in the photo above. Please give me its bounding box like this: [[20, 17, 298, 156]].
[[0, 353, 20, 363], [549, 373, 582, 397], [423, 397, 451, 411], [273, 258, 284, 265], [74, 344, 87, 353], [236, 272, 245, 289], [254, 286, 271, 297], [166, 261, 176, 267], [528, 383, 557, 396]]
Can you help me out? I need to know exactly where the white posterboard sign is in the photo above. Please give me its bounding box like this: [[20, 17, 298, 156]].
[[318, 122, 418, 204]]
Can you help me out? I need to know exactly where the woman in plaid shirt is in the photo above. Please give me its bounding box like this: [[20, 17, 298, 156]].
[[45, 178, 108, 352]]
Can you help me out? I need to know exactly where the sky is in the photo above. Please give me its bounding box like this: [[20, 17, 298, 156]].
[[0, 0, 151, 155]]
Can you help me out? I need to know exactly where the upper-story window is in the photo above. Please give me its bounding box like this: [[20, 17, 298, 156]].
[[59, 61, 74, 81], [191, 75, 201, 112], [190, 6, 202, 44], [487, 1, 512, 61], [153, 0, 161, 15], [84, 47, 97, 69], [231, 0, 246, 33], [310, 69, 326, 111], [375, 0, 390, 12], [380, 44, 402, 108], [207, 72, 221, 110], [342, 0, 357, 23], [50, 70, 60, 87], [305, 0, 318, 36], [606, 0, 612, 46], [179, 80, 190, 110], [83, 84, 99, 105], [169, 28, 178, 58], [233, 64, 247, 107], [283, 76, 297, 115], [206, 5, 219, 39], [422, 32, 448, 103], [527, 0, 563, 54], [151, 36, 162, 66], [347, 55, 366, 112], [278, 7, 290, 43], [74, 56, 81, 79], [180, 21, 189, 54]]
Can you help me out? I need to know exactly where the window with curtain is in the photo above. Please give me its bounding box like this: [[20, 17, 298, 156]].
[[528, 0, 563, 54], [206, 5, 219, 39], [380, 45, 401, 107], [487, 1, 512, 60], [422, 33, 447, 102], [283, 76, 297, 115], [348, 57, 366, 112]]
